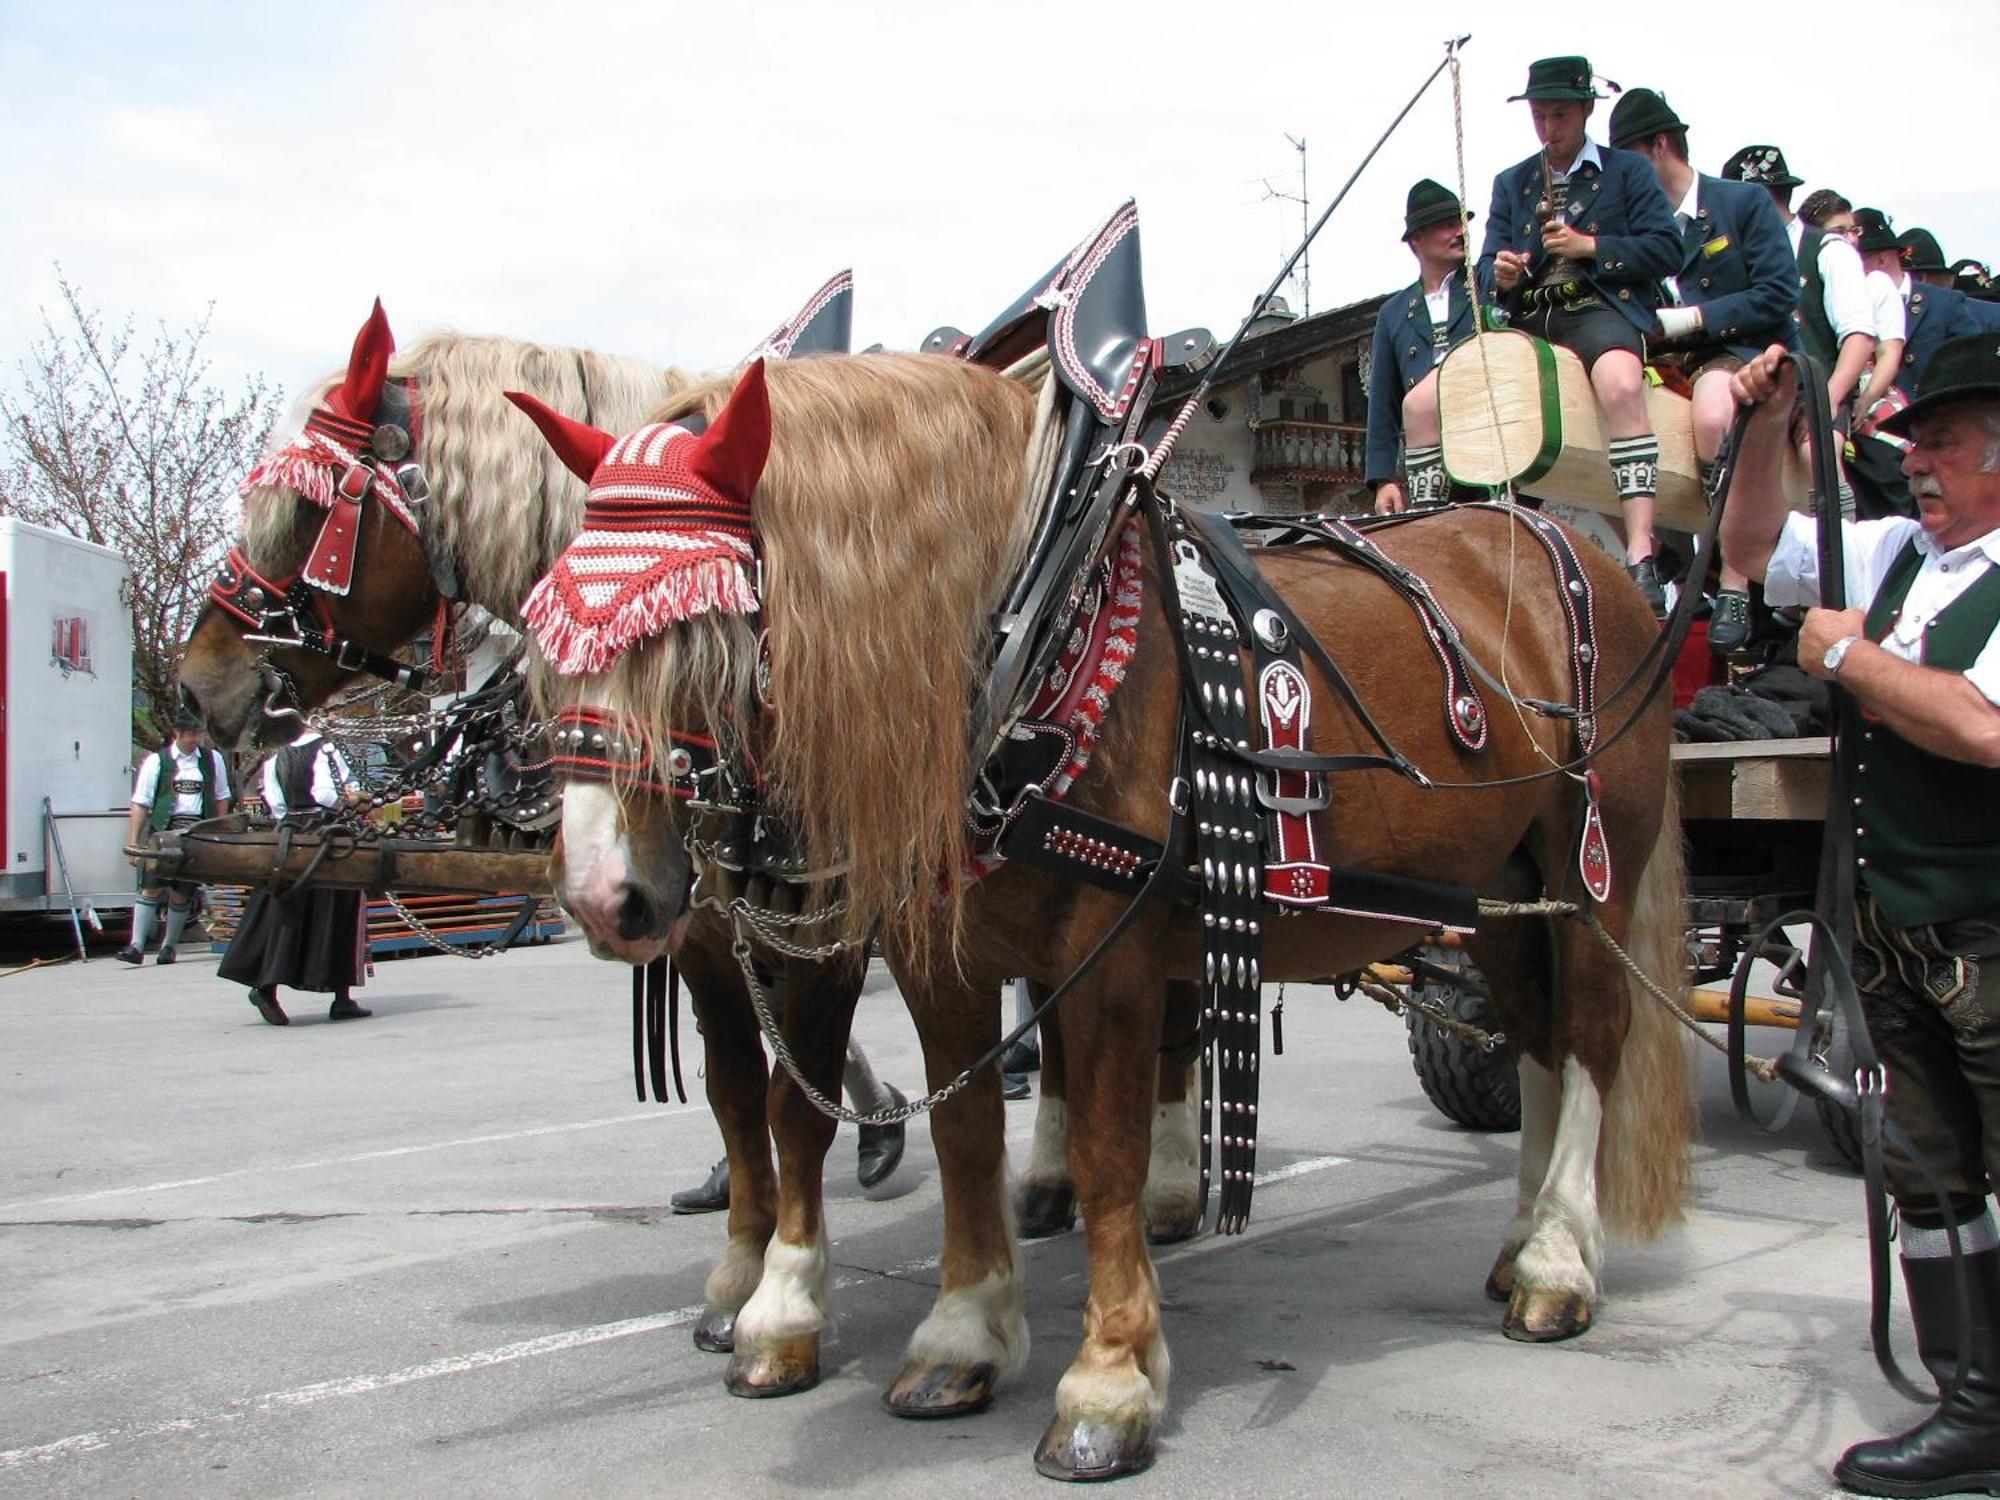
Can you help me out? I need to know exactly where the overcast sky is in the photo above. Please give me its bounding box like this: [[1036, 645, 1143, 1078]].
[[4, 1, 1996, 408]]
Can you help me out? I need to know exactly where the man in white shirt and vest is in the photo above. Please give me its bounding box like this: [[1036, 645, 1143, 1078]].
[[121, 708, 232, 965], [1725, 333, 2000, 1498]]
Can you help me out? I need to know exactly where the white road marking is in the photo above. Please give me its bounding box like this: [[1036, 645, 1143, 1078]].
[[0, 1149, 1350, 1468], [0, 1110, 698, 1213]]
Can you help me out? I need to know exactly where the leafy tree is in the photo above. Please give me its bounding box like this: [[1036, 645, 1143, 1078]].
[[0, 272, 280, 755]]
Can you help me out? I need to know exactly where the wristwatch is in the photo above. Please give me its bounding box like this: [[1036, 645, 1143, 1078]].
[[1822, 634, 1863, 678]]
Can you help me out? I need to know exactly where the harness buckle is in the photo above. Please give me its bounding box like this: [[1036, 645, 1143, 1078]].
[[337, 459, 374, 503], [332, 639, 371, 672]]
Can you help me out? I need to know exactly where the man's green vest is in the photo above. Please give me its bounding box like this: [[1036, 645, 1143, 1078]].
[[1846, 540, 2000, 928], [1796, 225, 1839, 371], [149, 744, 218, 831]]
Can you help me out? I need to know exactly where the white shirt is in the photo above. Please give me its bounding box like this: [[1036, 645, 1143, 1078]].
[[1788, 219, 1875, 343], [1546, 137, 1604, 183], [130, 744, 231, 817], [261, 732, 356, 819], [1660, 177, 1699, 304], [1766, 512, 2000, 704], [1423, 284, 1452, 361], [1863, 269, 1908, 343]]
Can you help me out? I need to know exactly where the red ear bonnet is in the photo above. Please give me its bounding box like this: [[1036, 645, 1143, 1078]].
[[504, 390, 619, 484], [328, 299, 395, 422], [516, 362, 771, 676]]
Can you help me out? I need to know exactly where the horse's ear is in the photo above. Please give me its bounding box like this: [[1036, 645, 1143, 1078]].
[[504, 390, 618, 482], [330, 298, 395, 420], [688, 359, 772, 502]]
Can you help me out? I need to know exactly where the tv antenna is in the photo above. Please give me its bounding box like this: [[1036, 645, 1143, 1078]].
[[1261, 133, 1311, 315]]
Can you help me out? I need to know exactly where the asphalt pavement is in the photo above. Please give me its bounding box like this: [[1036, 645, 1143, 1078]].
[[0, 933, 1912, 1498]]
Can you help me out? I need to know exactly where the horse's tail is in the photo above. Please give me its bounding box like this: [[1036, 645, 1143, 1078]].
[[1595, 776, 1695, 1241]]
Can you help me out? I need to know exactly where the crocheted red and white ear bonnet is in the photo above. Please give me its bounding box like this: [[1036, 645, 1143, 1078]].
[[507, 360, 772, 675]]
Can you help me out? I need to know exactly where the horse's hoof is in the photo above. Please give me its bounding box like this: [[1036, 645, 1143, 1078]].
[[1033, 1411, 1157, 1482], [883, 1360, 997, 1419], [1144, 1202, 1203, 1246], [1016, 1183, 1077, 1239], [1502, 1286, 1593, 1343], [1484, 1259, 1515, 1304], [724, 1336, 821, 1398], [693, 1307, 736, 1353]]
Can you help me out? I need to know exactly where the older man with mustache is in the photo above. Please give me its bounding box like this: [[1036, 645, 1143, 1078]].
[[1726, 333, 2000, 1499], [1369, 179, 1479, 512]]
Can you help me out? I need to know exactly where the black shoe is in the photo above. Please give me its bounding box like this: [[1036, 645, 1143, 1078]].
[[248, 988, 289, 1026], [672, 1158, 731, 1214], [1626, 555, 1668, 619], [1834, 1247, 2000, 1497], [156, 946, 177, 966], [328, 996, 372, 1021], [1708, 589, 1752, 653], [115, 946, 143, 965], [857, 1086, 907, 1190], [1002, 1071, 1032, 1101], [999, 1036, 1041, 1075]]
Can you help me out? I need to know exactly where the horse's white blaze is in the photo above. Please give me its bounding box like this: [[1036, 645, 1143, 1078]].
[[1502, 1053, 1562, 1254], [734, 1233, 832, 1347], [703, 1232, 766, 1315], [1021, 1093, 1070, 1189], [1141, 1088, 1201, 1227], [558, 782, 630, 932], [1513, 1055, 1606, 1296], [903, 1264, 1030, 1379]]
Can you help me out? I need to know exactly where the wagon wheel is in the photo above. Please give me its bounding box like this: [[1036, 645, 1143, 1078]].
[[1403, 947, 1522, 1132]]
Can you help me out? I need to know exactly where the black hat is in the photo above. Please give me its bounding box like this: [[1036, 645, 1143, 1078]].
[[1898, 228, 1948, 273], [1607, 88, 1686, 150], [171, 705, 203, 732], [1951, 258, 1998, 302], [1878, 333, 2000, 435], [1508, 56, 1608, 103], [1853, 207, 1899, 254], [1403, 178, 1470, 239], [1721, 144, 1802, 188]]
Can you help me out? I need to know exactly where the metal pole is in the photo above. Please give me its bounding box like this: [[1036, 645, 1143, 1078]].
[[43, 797, 89, 963]]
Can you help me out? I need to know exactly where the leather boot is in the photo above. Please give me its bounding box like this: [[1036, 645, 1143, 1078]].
[[672, 1158, 730, 1214], [248, 987, 289, 1026], [328, 995, 372, 1021], [1835, 1247, 2000, 1496], [1707, 589, 1753, 653], [1626, 555, 1668, 619], [856, 1086, 907, 1190]]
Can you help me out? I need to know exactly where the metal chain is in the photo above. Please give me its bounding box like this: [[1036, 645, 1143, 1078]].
[[729, 915, 968, 1127], [376, 888, 526, 960]]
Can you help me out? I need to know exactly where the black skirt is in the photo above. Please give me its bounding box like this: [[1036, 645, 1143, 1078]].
[[218, 888, 366, 994]]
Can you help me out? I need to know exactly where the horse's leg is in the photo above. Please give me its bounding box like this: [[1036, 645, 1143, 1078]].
[[673, 924, 779, 1355], [1017, 982, 1077, 1238], [1501, 800, 1692, 1343], [886, 967, 1027, 1418], [1142, 980, 1204, 1245], [1035, 944, 1170, 1481], [725, 948, 867, 1396]]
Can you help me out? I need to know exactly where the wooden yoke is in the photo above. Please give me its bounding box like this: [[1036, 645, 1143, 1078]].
[[1438, 330, 1809, 529]]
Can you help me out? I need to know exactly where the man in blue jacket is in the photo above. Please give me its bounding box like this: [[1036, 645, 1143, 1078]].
[[1881, 228, 2000, 403], [1479, 56, 1682, 611], [1368, 178, 1478, 513], [1609, 87, 1798, 649]]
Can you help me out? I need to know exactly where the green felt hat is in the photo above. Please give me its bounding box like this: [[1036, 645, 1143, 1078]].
[[1508, 56, 1607, 102], [1607, 88, 1686, 150], [1403, 178, 1470, 239]]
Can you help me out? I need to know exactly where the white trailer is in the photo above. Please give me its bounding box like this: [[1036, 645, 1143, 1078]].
[[0, 518, 138, 920]]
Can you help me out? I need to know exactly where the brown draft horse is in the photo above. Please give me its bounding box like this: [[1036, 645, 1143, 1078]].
[[171, 307, 891, 1382], [537, 351, 1695, 1481]]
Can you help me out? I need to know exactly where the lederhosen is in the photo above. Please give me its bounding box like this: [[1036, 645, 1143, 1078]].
[[142, 747, 217, 900], [1845, 541, 2000, 1206], [1514, 171, 1644, 372], [217, 740, 367, 996]]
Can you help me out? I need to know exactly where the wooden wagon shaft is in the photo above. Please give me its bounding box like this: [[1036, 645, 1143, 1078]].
[[131, 828, 554, 897]]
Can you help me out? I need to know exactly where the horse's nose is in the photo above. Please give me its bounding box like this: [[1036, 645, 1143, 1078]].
[[616, 882, 661, 942]]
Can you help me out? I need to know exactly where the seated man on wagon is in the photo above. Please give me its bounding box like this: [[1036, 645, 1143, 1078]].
[[1479, 55, 1681, 613], [1607, 88, 1798, 651], [1725, 334, 2000, 1498], [1368, 179, 1479, 513]]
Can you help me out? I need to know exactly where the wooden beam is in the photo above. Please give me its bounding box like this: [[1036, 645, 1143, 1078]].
[[134, 828, 552, 897]]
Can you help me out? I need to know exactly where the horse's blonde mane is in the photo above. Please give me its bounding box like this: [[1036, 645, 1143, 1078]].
[[241, 330, 689, 623], [558, 353, 1041, 948]]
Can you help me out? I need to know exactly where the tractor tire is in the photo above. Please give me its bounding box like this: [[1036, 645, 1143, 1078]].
[[1404, 954, 1521, 1133]]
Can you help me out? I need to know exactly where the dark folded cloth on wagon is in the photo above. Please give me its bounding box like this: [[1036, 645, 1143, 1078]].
[[1673, 664, 1831, 742]]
